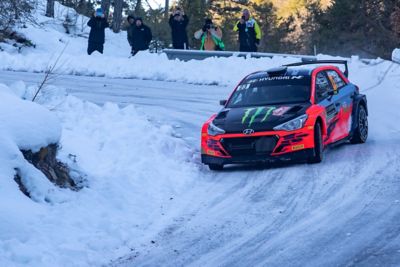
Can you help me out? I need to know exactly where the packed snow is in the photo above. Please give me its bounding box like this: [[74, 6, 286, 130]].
[[1, 0, 400, 266]]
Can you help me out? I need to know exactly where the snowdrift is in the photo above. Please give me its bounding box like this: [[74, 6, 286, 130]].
[[0, 81, 198, 266]]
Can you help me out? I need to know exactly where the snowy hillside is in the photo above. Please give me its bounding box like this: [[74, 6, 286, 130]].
[[1, 1, 400, 267]]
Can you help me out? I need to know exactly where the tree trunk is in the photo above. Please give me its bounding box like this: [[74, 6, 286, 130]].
[[46, 0, 55, 17], [165, 0, 169, 19], [135, 0, 142, 15], [101, 0, 111, 18], [112, 0, 124, 33]]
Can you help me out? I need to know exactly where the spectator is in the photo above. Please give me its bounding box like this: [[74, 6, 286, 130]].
[[194, 18, 224, 51], [87, 8, 109, 55], [127, 17, 152, 56], [169, 7, 189, 49], [233, 9, 261, 52], [126, 14, 135, 51]]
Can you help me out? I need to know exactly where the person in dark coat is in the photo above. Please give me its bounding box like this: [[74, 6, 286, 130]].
[[127, 18, 152, 56], [87, 8, 109, 55], [169, 7, 189, 49], [233, 9, 262, 52]]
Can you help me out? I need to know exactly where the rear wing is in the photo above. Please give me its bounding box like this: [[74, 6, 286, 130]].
[[284, 59, 349, 78]]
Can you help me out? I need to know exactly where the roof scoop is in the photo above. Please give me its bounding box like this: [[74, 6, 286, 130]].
[[267, 66, 287, 76]]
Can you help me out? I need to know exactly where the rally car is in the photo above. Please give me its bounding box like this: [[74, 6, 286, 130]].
[[201, 60, 368, 170]]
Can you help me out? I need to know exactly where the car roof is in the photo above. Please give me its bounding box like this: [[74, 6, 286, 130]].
[[245, 65, 345, 81], [245, 67, 313, 81]]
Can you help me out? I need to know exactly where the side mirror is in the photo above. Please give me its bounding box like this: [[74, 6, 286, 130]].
[[219, 100, 227, 106]]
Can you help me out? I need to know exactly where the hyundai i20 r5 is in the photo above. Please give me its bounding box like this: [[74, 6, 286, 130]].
[[201, 60, 368, 170]]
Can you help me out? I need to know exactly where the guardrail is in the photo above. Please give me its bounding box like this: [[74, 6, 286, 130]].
[[163, 49, 317, 61]]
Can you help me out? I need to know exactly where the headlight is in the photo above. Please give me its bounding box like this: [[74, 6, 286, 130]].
[[207, 121, 225, 136], [273, 114, 308, 131]]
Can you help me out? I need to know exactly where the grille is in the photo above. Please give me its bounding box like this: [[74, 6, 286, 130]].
[[221, 136, 278, 157]]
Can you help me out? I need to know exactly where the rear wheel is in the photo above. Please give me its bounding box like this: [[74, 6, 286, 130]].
[[350, 105, 368, 144], [308, 123, 324, 164], [208, 164, 224, 171]]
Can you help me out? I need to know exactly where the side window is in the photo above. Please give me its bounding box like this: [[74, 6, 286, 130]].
[[315, 72, 332, 103], [326, 70, 346, 90]]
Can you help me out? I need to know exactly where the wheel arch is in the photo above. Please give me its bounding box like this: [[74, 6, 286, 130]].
[[315, 116, 326, 135], [351, 94, 368, 132]]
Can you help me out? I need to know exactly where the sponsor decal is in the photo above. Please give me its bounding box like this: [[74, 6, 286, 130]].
[[261, 107, 276, 122], [250, 107, 265, 126], [242, 108, 255, 124], [272, 106, 291, 116], [207, 150, 216, 155], [241, 107, 276, 126], [292, 144, 305, 151], [258, 75, 304, 82]]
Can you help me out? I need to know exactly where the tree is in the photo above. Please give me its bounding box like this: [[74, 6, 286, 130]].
[[312, 0, 398, 58], [101, 0, 111, 18], [112, 0, 124, 33], [46, 0, 55, 17], [165, 0, 169, 19], [0, 0, 35, 31]]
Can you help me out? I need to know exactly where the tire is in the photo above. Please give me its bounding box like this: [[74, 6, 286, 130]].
[[350, 105, 368, 144], [308, 123, 324, 164], [208, 164, 224, 171]]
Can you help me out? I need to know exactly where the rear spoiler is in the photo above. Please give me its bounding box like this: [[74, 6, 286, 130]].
[[284, 59, 349, 78]]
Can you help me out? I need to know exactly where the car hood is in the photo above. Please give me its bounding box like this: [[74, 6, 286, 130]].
[[212, 103, 311, 133]]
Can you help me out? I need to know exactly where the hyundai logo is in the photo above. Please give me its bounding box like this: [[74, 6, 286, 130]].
[[243, 129, 255, 135]]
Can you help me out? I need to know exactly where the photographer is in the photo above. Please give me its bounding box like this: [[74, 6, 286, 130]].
[[169, 7, 189, 49], [233, 9, 261, 52], [194, 18, 224, 51], [87, 8, 109, 55]]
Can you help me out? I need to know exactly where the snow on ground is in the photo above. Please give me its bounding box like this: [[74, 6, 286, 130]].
[[0, 82, 200, 266]]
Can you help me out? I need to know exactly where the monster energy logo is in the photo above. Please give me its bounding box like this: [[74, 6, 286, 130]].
[[242, 107, 276, 126]]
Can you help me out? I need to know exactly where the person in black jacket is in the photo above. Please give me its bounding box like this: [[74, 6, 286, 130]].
[[169, 7, 189, 49], [87, 8, 109, 55], [127, 18, 152, 56]]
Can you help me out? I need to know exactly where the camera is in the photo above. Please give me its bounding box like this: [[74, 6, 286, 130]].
[[241, 15, 246, 20]]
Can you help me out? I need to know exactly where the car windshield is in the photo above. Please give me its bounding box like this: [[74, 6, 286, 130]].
[[226, 75, 311, 108]]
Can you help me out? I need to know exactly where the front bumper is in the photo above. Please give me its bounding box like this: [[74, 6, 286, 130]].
[[202, 149, 314, 165], [201, 126, 315, 166]]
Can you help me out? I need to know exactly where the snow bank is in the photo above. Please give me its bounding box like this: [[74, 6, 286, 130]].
[[0, 81, 199, 266], [0, 83, 63, 203]]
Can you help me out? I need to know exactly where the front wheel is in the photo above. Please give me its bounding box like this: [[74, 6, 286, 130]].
[[308, 123, 324, 164], [208, 164, 224, 171], [350, 105, 368, 144]]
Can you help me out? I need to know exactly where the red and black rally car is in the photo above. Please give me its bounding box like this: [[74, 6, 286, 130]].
[[201, 60, 368, 170]]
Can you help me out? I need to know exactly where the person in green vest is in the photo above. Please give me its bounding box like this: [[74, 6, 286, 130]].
[[194, 18, 224, 51], [233, 9, 261, 52]]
